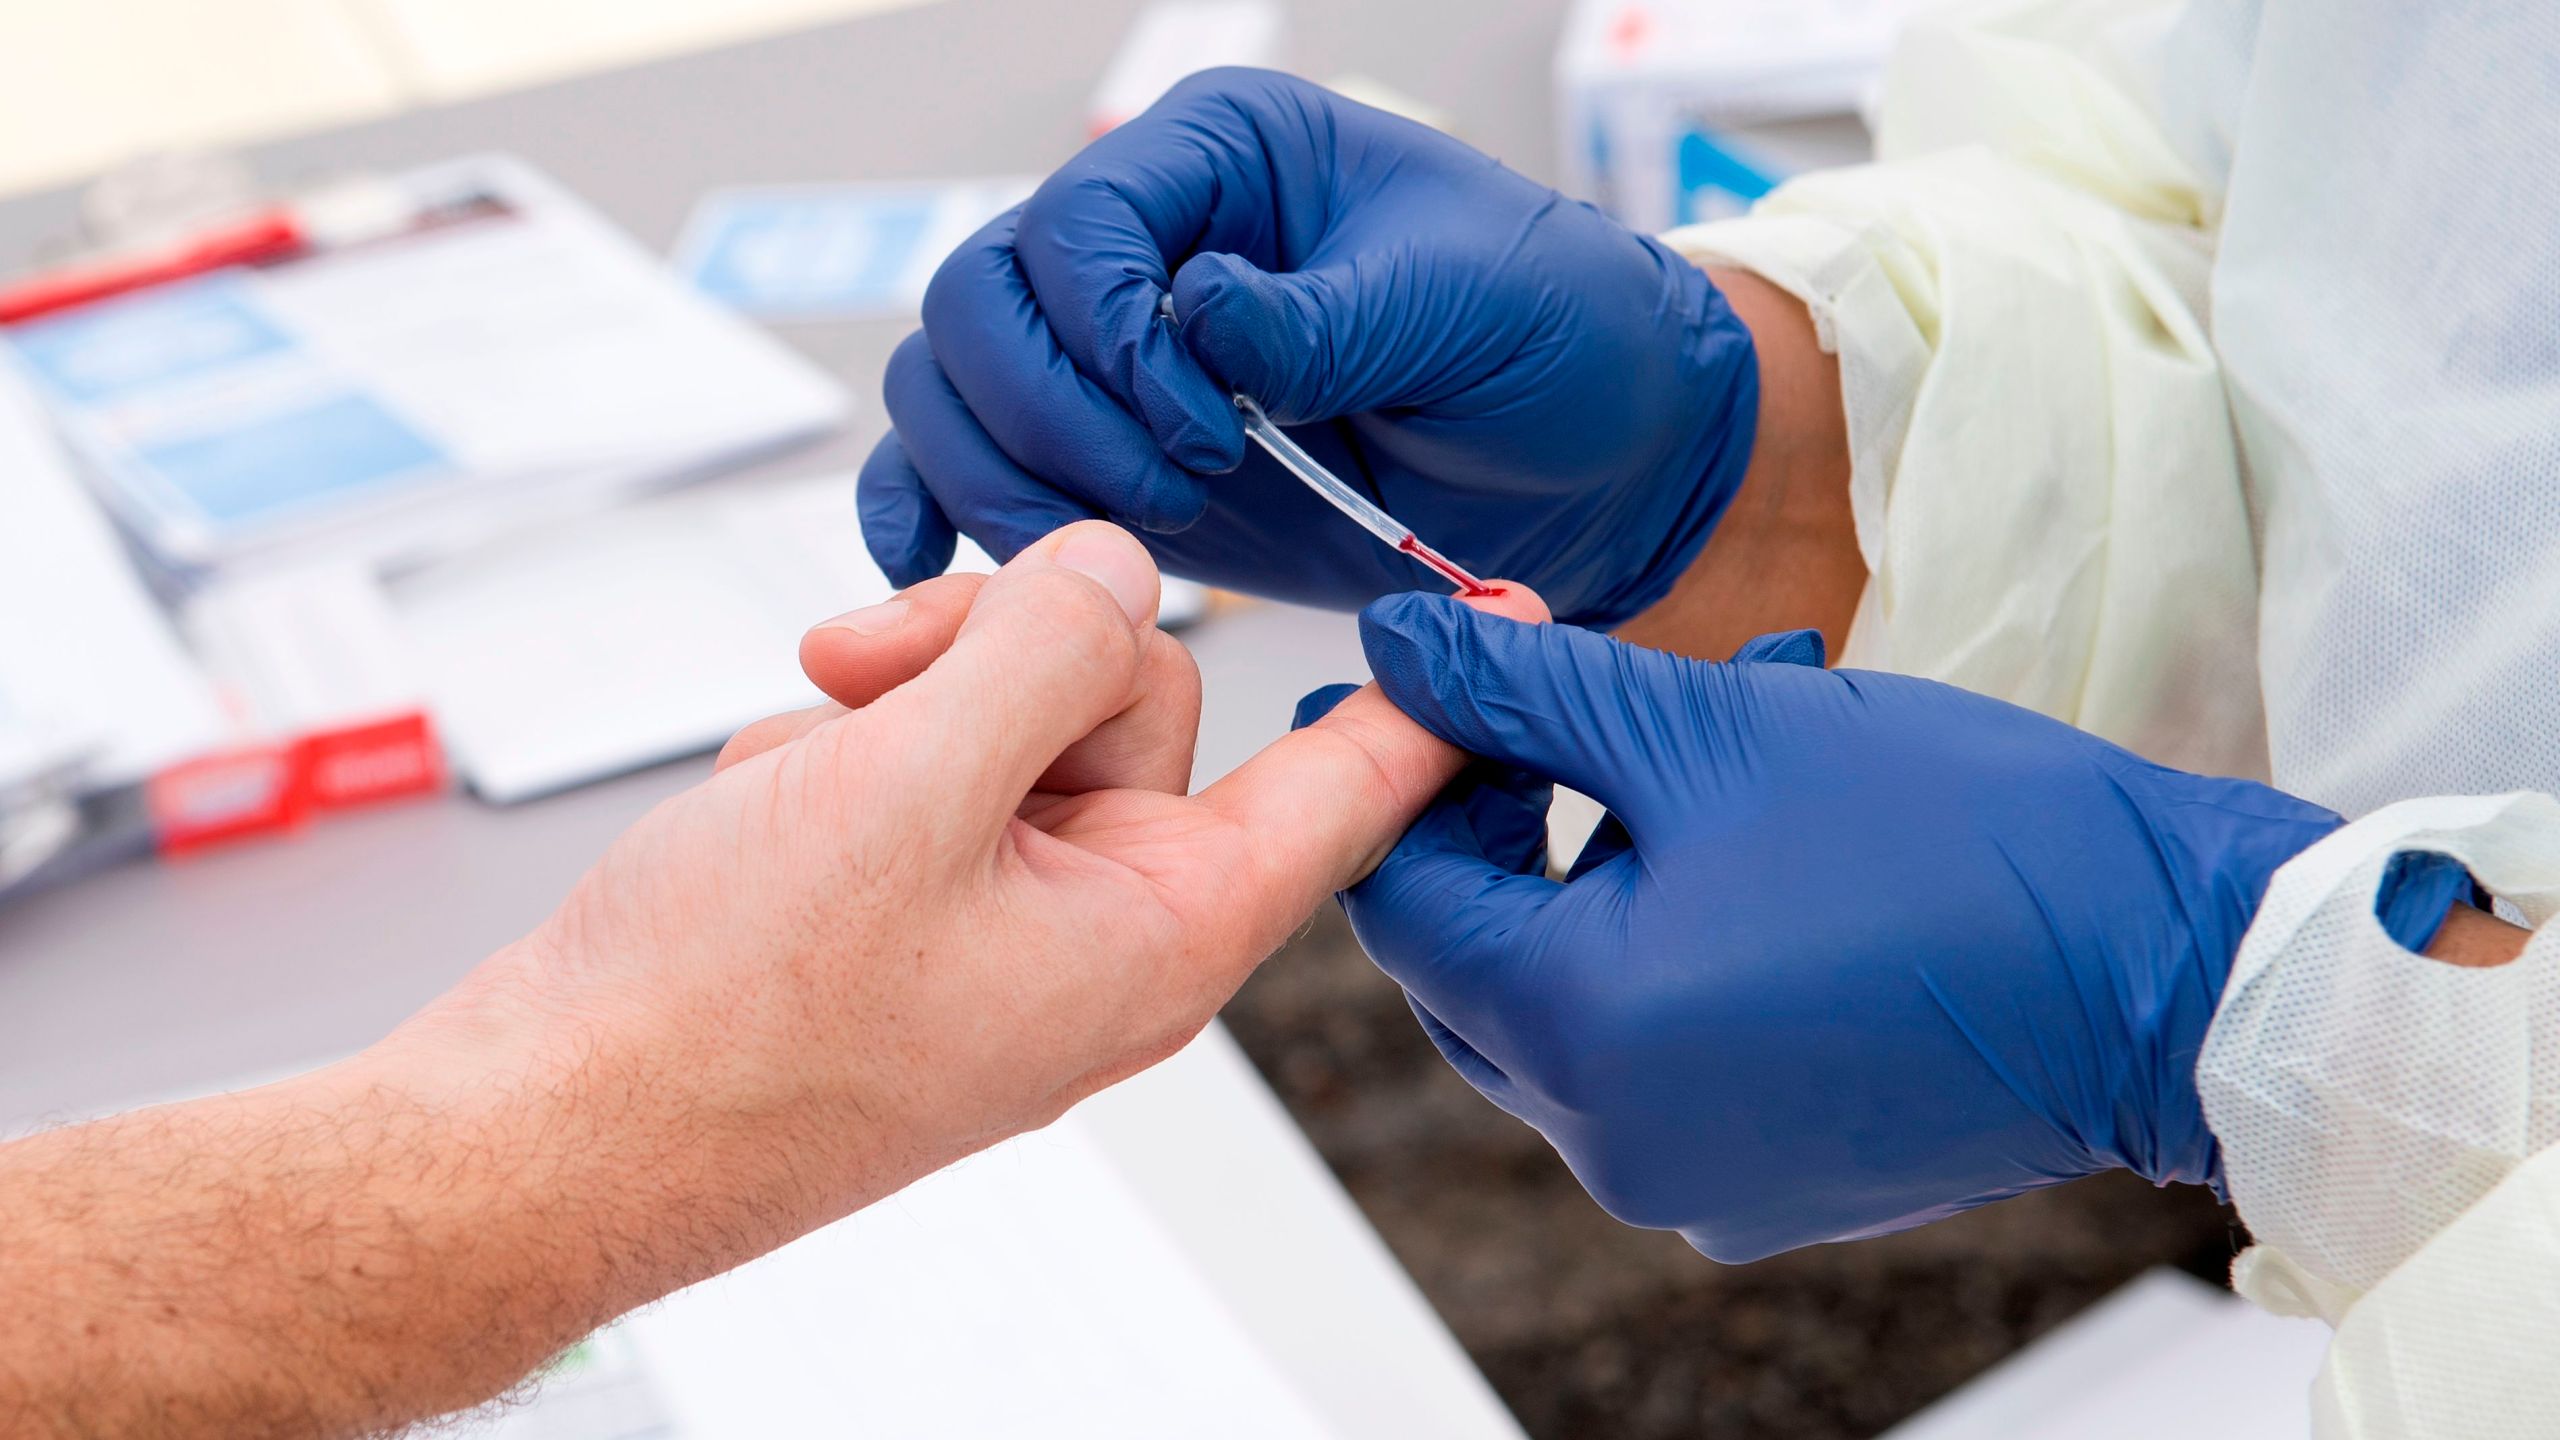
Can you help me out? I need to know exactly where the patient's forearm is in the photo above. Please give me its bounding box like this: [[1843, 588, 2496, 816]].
[[0, 959, 792, 1440], [0, 1051, 582, 1436], [1615, 266, 1863, 663]]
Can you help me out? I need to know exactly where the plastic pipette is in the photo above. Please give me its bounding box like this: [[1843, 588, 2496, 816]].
[[1155, 292, 1493, 596], [1229, 395, 1495, 596]]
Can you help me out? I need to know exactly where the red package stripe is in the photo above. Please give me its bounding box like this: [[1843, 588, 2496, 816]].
[[148, 710, 444, 854], [148, 746, 305, 855], [297, 712, 443, 811]]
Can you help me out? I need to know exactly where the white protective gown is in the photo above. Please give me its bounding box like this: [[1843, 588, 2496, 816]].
[[1663, 1, 2560, 1432]]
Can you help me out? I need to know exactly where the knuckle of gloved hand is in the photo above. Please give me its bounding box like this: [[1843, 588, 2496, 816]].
[[941, 486, 1056, 556], [1016, 174, 1093, 251], [879, 330, 941, 415], [1569, 1129, 1701, 1234], [1515, 983, 1639, 1117], [919, 227, 1005, 326], [1163, 64, 1293, 112], [1116, 453, 1179, 531], [1684, 1229, 1779, 1267]]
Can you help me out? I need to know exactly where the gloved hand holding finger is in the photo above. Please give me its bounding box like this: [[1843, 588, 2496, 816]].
[[1323, 595, 2356, 1261]]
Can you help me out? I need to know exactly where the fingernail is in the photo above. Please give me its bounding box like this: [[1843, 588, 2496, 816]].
[[819, 598, 910, 636], [1052, 525, 1158, 625]]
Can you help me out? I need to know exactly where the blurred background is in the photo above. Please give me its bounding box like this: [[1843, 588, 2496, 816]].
[[0, 2, 2326, 1436]]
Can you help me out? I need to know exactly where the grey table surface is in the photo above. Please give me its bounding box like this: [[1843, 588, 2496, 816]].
[[0, 1, 1587, 1433]]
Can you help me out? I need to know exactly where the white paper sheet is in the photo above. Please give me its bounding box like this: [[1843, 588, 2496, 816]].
[[1880, 1268, 2330, 1440], [387, 475, 987, 803], [184, 562, 424, 736], [390, 471, 1209, 805], [0, 363, 226, 788], [623, 1112, 1341, 1439]]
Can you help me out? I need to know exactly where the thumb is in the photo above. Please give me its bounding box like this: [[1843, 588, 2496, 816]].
[[1172, 251, 1432, 423], [1360, 593, 1693, 838]]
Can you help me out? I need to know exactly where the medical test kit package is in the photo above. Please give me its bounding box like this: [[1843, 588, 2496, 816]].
[[4, 154, 843, 585], [0, 153, 850, 856]]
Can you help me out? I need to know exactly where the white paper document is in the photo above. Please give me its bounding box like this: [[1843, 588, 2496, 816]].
[[184, 563, 425, 738]]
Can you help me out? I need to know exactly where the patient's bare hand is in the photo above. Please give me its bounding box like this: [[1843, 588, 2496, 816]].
[[410, 522, 1547, 1256]]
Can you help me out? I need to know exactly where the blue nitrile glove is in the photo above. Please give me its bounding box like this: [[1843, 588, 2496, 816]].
[[859, 68, 1758, 627], [1291, 599, 2432, 1263]]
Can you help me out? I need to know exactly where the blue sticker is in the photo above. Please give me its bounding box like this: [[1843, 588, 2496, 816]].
[[11, 277, 294, 405], [683, 192, 936, 316], [135, 393, 448, 527]]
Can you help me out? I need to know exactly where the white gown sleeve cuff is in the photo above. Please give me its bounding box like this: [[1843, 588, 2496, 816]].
[[2201, 794, 2560, 1433], [2200, 791, 2560, 1317]]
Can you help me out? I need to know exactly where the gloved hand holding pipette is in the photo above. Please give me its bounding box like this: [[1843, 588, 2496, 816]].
[[860, 68, 1759, 627], [1148, 275, 1497, 598]]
